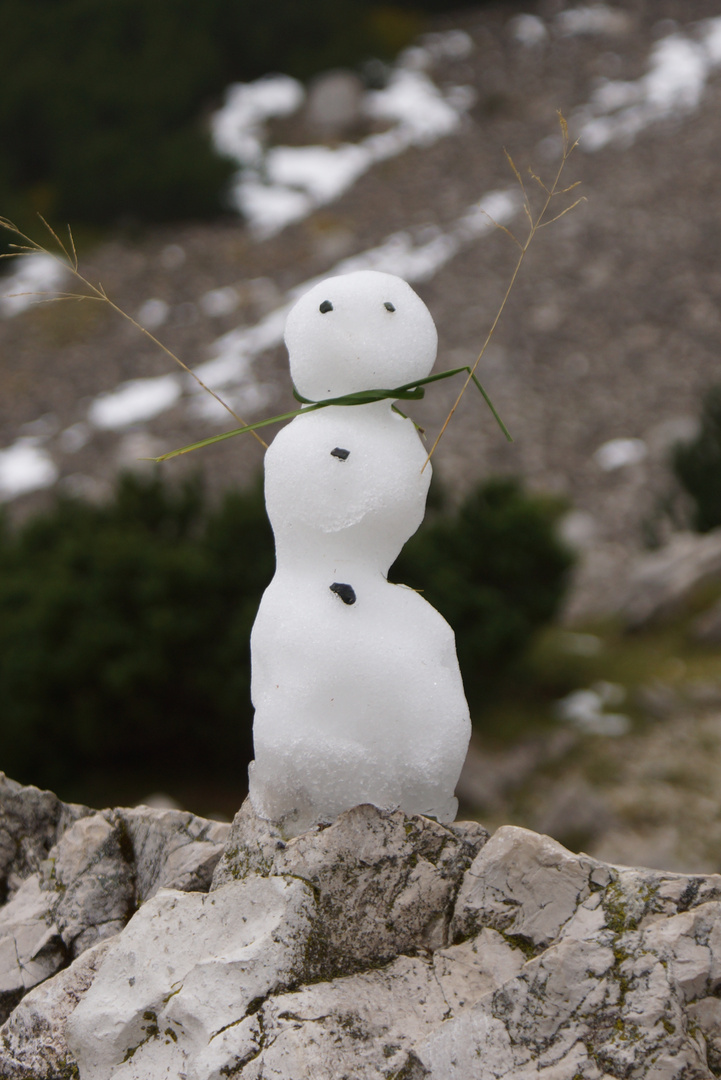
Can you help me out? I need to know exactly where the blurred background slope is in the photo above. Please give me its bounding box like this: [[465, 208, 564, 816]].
[[2, 0, 721, 871]]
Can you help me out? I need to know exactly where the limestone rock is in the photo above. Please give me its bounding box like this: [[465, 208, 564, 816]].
[[0, 772, 91, 902], [0, 938, 113, 1080], [212, 799, 489, 972], [621, 529, 721, 628], [0, 776, 229, 1028], [0, 874, 65, 1025], [452, 825, 610, 949], [65, 876, 317, 1080], [4, 785, 721, 1078], [305, 70, 364, 135]]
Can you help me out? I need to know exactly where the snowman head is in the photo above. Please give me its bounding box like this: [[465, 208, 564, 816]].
[[285, 270, 438, 401]]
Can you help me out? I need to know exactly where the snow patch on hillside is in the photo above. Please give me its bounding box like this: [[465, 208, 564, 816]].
[[576, 18, 721, 150], [213, 32, 476, 237]]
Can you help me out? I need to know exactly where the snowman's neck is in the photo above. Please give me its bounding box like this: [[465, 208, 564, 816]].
[[300, 399, 395, 419]]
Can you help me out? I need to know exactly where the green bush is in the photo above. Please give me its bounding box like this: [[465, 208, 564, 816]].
[[391, 477, 576, 713], [0, 472, 274, 796], [0, 470, 574, 802], [672, 385, 721, 533]]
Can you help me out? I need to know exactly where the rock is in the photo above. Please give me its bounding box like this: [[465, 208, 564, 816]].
[[212, 800, 489, 973], [452, 826, 609, 950], [0, 874, 65, 1025], [0, 777, 229, 1027], [0, 772, 91, 902], [620, 529, 721, 628], [65, 876, 317, 1080], [305, 70, 364, 136], [5, 784, 721, 1078], [120, 804, 230, 901], [0, 938, 113, 1080]]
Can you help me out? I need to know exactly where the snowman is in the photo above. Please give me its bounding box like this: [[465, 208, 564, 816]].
[[248, 269, 471, 834]]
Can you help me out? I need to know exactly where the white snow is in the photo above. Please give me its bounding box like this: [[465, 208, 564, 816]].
[[330, 187, 519, 283], [365, 67, 466, 143], [556, 682, 630, 736], [137, 298, 170, 331], [594, 437, 647, 471], [212, 75, 305, 167], [576, 18, 721, 151], [703, 16, 721, 65], [235, 185, 313, 238], [215, 39, 475, 237], [509, 15, 548, 47], [193, 305, 289, 393], [249, 271, 470, 830], [0, 30, 520, 493], [0, 437, 59, 499], [265, 143, 370, 206], [0, 253, 68, 317], [200, 286, 239, 318], [414, 29, 473, 63], [285, 270, 438, 401], [88, 374, 183, 430]]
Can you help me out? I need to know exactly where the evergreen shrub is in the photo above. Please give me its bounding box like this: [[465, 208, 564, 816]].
[[0, 472, 273, 794], [672, 385, 721, 533]]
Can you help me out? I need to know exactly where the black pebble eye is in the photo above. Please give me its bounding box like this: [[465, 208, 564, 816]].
[[384, 301, 395, 312], [319, 300, 333, 313]]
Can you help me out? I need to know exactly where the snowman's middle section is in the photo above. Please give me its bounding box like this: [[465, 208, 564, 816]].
[[264, 401, 429, 570]]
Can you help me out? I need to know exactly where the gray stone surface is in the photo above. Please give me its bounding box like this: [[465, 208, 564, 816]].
[[212, 799, 489, 973], [305, 69, 364, 135], [66, 876, 317, 1080], [5, 786, 721, 1078], [0, 939, 113, 1080], [0, 772, 91, 903], [0, 776, 229, 1029], [620, 529, 721, 629]]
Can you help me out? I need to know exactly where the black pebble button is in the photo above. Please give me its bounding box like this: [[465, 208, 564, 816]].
[[330, 582, 356, 605]]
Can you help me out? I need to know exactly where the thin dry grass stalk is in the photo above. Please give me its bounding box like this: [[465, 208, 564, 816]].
[[0, 216, 268, 449], [421, 111, 584, 470]]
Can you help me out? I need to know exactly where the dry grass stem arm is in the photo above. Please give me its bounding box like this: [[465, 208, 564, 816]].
[[0, 216, 268, 450], [422, 114, 584, 471]]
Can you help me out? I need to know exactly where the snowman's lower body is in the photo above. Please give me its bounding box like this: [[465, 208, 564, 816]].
[[249, 572, 471, 834]]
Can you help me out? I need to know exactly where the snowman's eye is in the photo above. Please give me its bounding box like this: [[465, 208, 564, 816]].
[[384, 302, 396, 312], [319, 300, 333, 313]]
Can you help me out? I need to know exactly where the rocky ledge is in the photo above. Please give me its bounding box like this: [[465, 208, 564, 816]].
[[1, 775, 721, 1079]]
